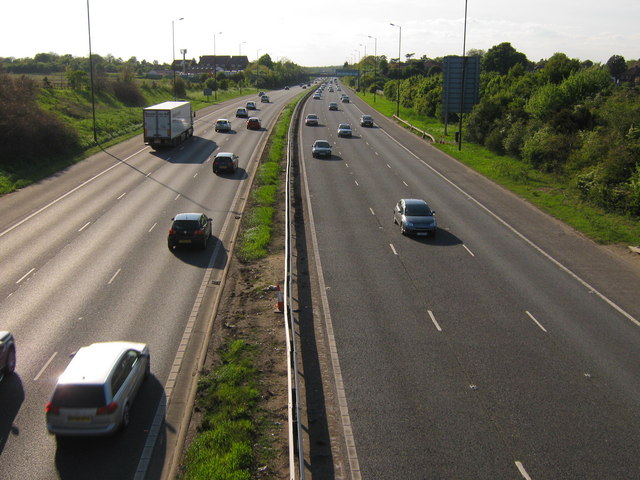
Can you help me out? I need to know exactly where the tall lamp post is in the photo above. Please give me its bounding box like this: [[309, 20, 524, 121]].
[[360, 43, 366, 93], [213, 31, 222, 100], [255, 49, 261, 91], [390, 22, 402, 117], [172, 17, 184, 100], [368, 35, 377, 103]]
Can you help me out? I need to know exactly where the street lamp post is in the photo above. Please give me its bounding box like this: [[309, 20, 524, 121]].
[[256, 49, 261, 91], [172, 17, 184, 100], [213, 31, 222, 100], [390, 23, 402, 117], [368, 35, 377, 102], [360, 43, 366, 93]]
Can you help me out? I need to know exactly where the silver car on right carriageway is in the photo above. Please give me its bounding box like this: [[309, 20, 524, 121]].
[[311, 140, 332, 158]]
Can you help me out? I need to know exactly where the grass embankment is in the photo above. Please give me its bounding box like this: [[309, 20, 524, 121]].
[[0, 84, 256, 195], [180, 94, 303, 479], [357, 91, 640, 245]]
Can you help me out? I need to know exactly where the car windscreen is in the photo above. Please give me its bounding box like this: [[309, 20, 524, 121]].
[[315, 142, 331, 148], [405, 204, 432, 216], [172, 220, 200, 231], [51, 384, 107, 408]]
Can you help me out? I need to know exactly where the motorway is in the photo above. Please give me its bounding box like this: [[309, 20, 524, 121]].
[[0, 86, 300, 479], [297, 82, 640, 479]]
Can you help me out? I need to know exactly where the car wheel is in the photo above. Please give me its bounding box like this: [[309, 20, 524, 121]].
[[4, 346, 15, 374], [121, 403, 130, 430]]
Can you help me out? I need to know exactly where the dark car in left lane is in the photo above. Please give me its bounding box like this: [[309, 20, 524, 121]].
[[167, 213, 212, 250], [0, 331, 16, 382]]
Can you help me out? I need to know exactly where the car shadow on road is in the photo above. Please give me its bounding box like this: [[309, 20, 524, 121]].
[[405, 227, 462, 246], [54, 375, 166, 480], [0, 374, 25, 455], [170, 236, 229, 269]]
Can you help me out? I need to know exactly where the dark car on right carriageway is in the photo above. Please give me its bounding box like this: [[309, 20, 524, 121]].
[[0, 331, 16, 382]]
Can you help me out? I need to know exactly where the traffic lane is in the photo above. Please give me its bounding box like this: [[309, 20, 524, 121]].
[[301, 155, 520, 478], [302, 107, 640, 478], [346, 88, 640, 322], [0, 107, 268, 478], [326, 117, 640, 475]]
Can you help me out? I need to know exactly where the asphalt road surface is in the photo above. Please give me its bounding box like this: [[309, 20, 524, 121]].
[[298, 81, 640, 479], [0, 86, 300, 480]]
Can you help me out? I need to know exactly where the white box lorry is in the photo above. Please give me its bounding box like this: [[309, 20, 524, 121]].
[[143, 101, 194, 147]]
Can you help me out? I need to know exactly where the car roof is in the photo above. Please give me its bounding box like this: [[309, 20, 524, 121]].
[[58, 341, 147, 385], [174, 212, 205, 220], [338, 123, 351, 128], [402, 199, 429, 207], [216, 118, 230, 122]]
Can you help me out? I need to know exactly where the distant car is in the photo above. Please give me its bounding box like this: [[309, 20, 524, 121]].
[[305, 114, 319, 126], [393, 199, 437, 236], [212, 152, 239, 174], [360, 115, 374, 127], [313, 93, 321, 100], [46, 341, 150, 436], [312, 140, 332, 158], [236, 107, 248, 118], [0, 331, 16, 382], [215, 118, 232, 132], [246, 117, 261, 130], [328, 102, 338, 111], [341, 95, 350, 103], [260, 95, 270, 103], [284, 86, 289, 90], [246, 101, 257, 110], [337, 123, 352, 137], [258, 91, 265, 97], [167, 212, 212, 250]]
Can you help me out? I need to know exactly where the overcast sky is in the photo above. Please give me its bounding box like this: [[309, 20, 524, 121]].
[[3, 0, 639, 66]]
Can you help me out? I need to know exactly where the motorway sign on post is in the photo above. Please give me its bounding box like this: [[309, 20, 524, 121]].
[[335, 69, 360, 77], [441, 55, 481, 145]]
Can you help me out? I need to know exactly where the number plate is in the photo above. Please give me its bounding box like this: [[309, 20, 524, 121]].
[[69, 416, 91, 423], [179, 239, 191, 244], [417, 232, 428, 236]]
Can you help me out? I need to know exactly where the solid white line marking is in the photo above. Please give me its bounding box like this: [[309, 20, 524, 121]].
[[428, 310, 442, 331], [0, 146, 149, 240], [526, 310, 547, 332], [148, 222, 157, 233], [16, 268, 35, 284], [117, 192, 126, 200], [78, 222, 91, 232], [378, 126, 639, 328], [515, 461, 532, 479], [34, 352, 58, 381], [463, 244, 475, 256], [107, 268, 121, 285], [390, 244, 398, 255]]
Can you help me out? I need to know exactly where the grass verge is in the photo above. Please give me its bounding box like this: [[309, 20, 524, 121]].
[[236, 94, 302, 262], [356, 92, 640, 245]]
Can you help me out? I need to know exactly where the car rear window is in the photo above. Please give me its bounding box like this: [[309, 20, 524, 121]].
[[51, 385, 106, 408], [172, 220, 199, 230], [315, 141, 331, 148]]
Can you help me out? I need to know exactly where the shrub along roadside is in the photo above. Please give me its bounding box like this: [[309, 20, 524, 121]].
[[357, 91, 640, 245]]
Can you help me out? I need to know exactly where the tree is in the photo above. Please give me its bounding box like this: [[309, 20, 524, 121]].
[[482, 42, 528, 75], [606, 54, 626, 82]]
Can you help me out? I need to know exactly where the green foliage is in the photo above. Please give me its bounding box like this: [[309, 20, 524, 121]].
[[183, 340, 258, 480], [482, 42, 528, 75]]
